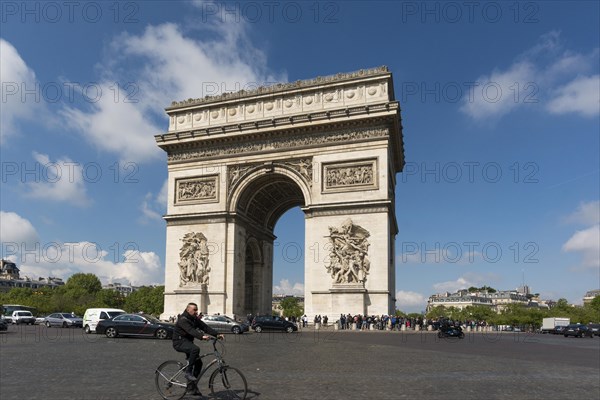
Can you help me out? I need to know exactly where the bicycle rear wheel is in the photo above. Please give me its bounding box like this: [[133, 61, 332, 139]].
[[155, 360, 188, 400], [208, 365, 248, 399]]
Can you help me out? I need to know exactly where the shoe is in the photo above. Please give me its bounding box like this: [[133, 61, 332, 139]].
[[185, 372, 195, 381], [188, 387, 203, 397]]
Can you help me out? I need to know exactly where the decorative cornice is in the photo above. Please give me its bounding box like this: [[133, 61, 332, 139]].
[[167, 66, 389, 110], [167, 125, 390, 163]]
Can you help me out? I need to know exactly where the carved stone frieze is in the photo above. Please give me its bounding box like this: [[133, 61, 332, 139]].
[[284, 158, 313, 187], [179, 232, 211, 287], [169, 127, 388, 163], [325, 219, 371, 285], [175, 176, 218, 204], [323, 159, 377, 193], [228, 157, 313, 192]]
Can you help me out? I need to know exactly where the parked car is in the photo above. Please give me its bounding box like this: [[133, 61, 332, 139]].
[[553, 325, 567, 335], [0, 318, 8, 331], [251, 315, 298, 333], [201, 315, 249, 334], [95, 313, 174, 339], [588, 323, 600, 336], [44, 313, 84, 328], [563, 324, 594, 338], [10, 310, 36, 325]]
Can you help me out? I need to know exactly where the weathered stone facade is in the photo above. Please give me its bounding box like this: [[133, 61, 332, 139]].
[[156, 67, 404, 319]]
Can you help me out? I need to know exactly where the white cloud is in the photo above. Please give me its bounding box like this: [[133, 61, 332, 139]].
[[138, 179, 168, 224], [432, 272, 500, 294], [432, 276, 475, 293], [60, 20, 284, 163], [460, 31, 599, 120], [563, 225, 600, 270], [562, 201, 600, 271], [0, 39, 40, 144], [157, 179, 169, 206], [564, 200, 600, 225], [547, 75, 600, 117], [273, 279, 304, 296], [396, 290, 426, 310], [17, 241, 163, 286], [22, 152, 90, 207], [60, 91, 163, 164], [460, 61, 536, 120], [0, 211, 39, 248]]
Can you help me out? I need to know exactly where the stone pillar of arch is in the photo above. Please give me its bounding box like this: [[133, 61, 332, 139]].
[[156, 67, 404, 320]]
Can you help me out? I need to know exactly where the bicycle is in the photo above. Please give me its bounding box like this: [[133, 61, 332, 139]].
[[155, 336, 248, 400]]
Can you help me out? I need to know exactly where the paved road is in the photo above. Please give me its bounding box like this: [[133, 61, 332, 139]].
[[1, 324, 599, 399]]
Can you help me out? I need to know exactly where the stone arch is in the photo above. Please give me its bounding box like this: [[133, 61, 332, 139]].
[[228, 164, 311, 230], [158, 68, 404, 320]]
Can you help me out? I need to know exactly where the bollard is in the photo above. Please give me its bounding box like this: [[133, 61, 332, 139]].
[[334, 323, 339, 330], [467, 326, 471, 332], [415, 325, 420, 331], [401, 324, 406, 331], [427, 325, 433, 331], [352, 322, 357, 330], [315, 323, 320, 330]]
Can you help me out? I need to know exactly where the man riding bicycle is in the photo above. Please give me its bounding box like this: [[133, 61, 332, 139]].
[[173, 303, 223, 396]]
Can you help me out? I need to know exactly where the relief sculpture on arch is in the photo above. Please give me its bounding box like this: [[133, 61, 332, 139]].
[[325, 219, 371, 285], [178, 232, 211, 287]]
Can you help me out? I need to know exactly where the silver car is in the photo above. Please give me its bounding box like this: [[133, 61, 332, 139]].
[[201, 315, 249, 334], [44, 313, 84, 328]]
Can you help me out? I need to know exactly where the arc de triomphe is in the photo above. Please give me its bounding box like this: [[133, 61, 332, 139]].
[[156, 66, 404, 320]]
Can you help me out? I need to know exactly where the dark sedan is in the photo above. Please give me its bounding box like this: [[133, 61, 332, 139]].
[[252, 315, 298, 333], [96, 313, 174, 339], [563, 324, 594, 338], [553, 326, 567, 335], [0, 318, 8, 331]]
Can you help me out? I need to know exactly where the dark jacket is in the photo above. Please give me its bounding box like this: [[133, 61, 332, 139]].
[[173, 311, 219, 342]]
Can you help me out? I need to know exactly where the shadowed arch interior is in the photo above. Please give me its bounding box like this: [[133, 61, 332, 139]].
[[236, 174, 305, 230]]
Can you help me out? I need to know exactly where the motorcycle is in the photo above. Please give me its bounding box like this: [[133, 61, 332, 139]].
[[437, 324, 465, 339]]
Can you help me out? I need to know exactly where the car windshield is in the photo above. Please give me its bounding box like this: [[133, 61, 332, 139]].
[[17, 312, 32, 316]]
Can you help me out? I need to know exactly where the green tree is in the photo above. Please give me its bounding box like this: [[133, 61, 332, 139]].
[[65, 273, 102, 293], [96, 289, 125, 309], [124, 286, 164, 316], [278, 297, 303, 318], [590, 296, 600, 314]]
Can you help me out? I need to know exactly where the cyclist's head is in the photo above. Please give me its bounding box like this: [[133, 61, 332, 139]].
[[186, 303, 199, 315]]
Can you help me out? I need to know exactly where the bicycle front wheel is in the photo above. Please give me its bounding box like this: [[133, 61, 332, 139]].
[[208, 365, 248, 399], [155, 360, 188, 400]]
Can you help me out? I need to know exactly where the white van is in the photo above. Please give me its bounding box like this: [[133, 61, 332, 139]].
[[83, 308, 125, 333]]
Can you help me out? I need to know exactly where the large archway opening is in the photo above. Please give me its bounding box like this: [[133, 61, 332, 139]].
[[272, 207, 305, 308], [234, 172, 307, 316]]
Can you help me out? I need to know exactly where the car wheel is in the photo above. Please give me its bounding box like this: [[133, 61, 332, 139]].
[[45, 321, 51, 328], [564, 334, 568, 337], [155, 328, 168, 340], [232, 326, 241, 334], [84, 325, 91, 334], [255, 326, 262, 333], [105, 327, 118, 338], [285, 326, 294, 334]]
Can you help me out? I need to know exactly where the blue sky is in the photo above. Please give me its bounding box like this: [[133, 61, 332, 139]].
[[1, 1, 598, 313]]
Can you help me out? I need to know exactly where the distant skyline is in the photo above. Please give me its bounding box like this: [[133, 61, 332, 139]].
[[1, 1, 598, 313]]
